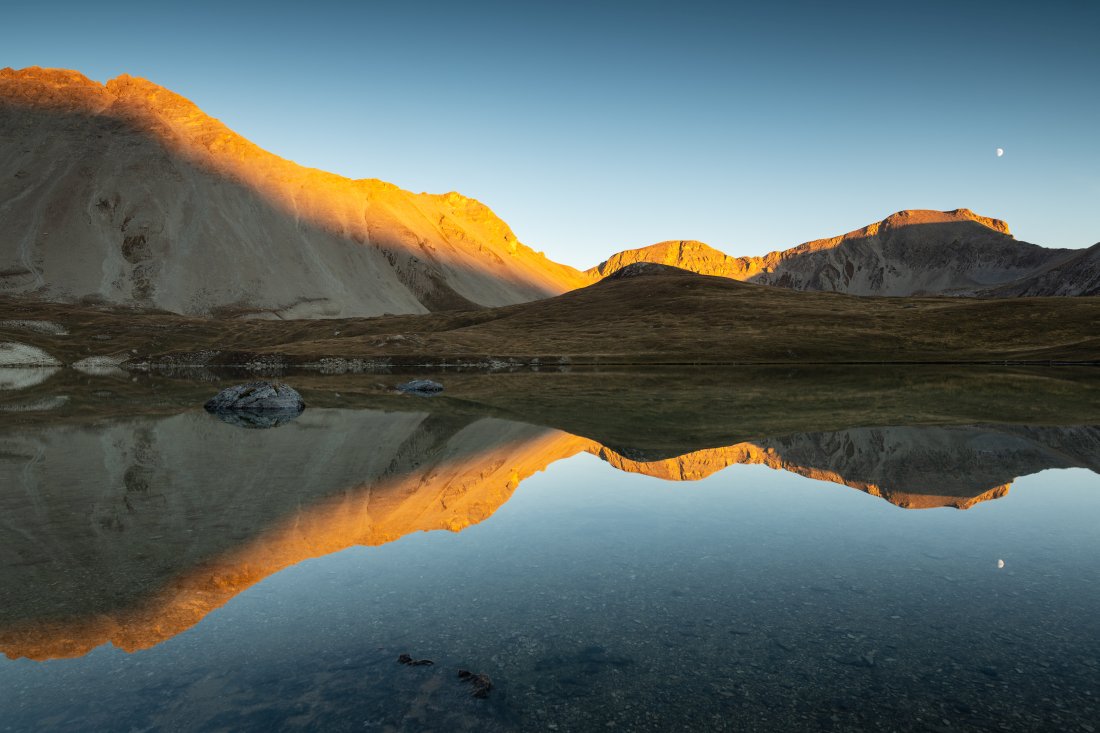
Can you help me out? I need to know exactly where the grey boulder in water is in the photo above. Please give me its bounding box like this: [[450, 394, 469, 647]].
[[397, 379, 444, 395], [202, 378, 303, 413]]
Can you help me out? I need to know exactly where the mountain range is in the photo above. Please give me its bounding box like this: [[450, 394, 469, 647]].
[[2, 66, 1097, 319], [589, 211, 1100, 297]]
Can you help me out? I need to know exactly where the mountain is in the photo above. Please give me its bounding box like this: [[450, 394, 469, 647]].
[[0, 67, 590, 318], [1, 67, 1092, 316], [589, 240, 741, 280], [589, 209, 1086, 296]]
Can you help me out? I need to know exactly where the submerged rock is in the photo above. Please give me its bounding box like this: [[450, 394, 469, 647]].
[[457, 669, 493, 698], [397, 379, 444, 395], [204, 382, 305, 415], [397, 653, 434, 667]]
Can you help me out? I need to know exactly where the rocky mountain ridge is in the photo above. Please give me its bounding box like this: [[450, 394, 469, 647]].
[[589, 209, 1088, 296]]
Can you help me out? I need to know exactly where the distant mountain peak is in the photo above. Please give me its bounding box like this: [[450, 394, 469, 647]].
[[591, 208, 1076, 297], [601, 262, 700, 280], [588, 240, 736, 279], [879, 208, 1011, 236]]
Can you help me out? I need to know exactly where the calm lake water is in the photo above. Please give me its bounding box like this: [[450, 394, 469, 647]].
[[1, 371, 1099, 732]]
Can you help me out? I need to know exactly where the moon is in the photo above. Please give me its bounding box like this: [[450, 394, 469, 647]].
[[996, 148, 1004, 157]]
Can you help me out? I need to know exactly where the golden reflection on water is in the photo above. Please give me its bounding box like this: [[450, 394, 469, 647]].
[[0, 408, 1097, 660]]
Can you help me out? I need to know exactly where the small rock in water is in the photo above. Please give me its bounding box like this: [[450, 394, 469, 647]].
[[397, 653, 434, 666], [396, 379, 444, 395], [204, 382, 305, 429], [458, 669, 493, 698]]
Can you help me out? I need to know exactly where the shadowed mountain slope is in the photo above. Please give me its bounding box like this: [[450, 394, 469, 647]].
[[0, 67, 589, 317], [983, 242, 1100, 297], [589, 209, 1085, 296]]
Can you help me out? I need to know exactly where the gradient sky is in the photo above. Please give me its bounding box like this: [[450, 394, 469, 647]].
[[5, 0, 1098, 267]]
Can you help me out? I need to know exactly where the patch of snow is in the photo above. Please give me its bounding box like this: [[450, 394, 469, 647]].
[[0, 341, 62, 367]]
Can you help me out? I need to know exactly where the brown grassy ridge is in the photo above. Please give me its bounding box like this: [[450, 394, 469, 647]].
[[2, 266, 1100, 367]]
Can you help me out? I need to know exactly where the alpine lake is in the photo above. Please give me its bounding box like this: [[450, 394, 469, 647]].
[[1, 366, 1098, 732]]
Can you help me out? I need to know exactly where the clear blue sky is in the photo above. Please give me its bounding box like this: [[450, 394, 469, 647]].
[[5, 0, 1098, 267]]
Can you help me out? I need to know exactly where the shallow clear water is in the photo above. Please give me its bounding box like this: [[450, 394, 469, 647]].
[[1, 401, 1098, 731]]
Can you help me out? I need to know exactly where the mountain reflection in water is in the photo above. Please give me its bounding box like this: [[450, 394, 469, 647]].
[[1, 405, 1098, 662]]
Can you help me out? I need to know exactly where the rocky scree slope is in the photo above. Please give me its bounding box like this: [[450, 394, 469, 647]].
[[981, 242, 1100, 297]]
